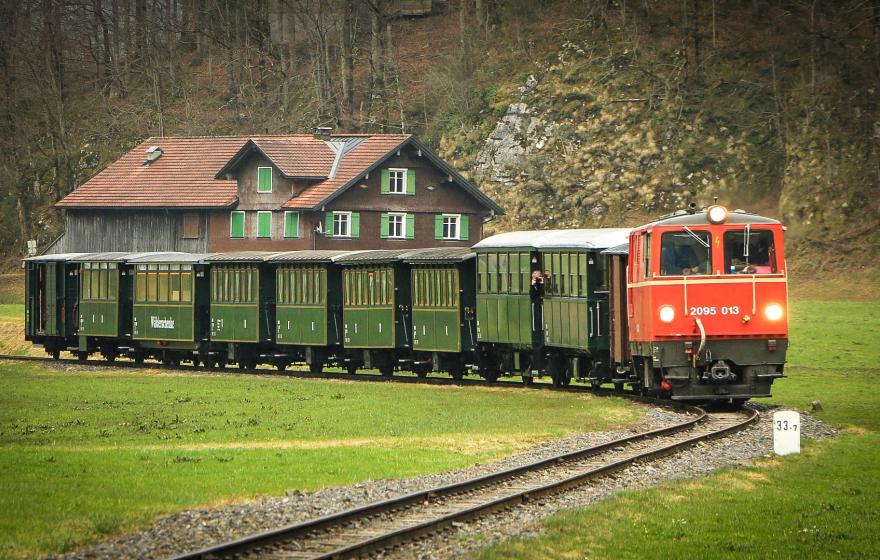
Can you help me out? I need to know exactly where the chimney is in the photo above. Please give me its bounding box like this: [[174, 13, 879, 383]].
[[313, 126, 333, 139]]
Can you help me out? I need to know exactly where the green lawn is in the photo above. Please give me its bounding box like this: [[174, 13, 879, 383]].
[[0, 362, 640, 559], [479, 298, 880, 559]]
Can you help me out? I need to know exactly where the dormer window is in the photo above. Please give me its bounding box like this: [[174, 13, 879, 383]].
[[257, 167, 273, 193]]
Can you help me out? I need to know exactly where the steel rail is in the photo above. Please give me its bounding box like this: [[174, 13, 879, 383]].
[[0, 353, 645, 399], [171, 407, 757, 560]]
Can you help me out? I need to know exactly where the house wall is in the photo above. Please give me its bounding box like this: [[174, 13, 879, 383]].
[[49, 210, 209, 254], [234, 154, 313, 209]]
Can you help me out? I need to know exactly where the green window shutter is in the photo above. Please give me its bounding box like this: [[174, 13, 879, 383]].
[[325, 212, 334, 237], [351, 212, 360, 238], [460, 215, 469, 240], [284, 212, 299, 238], [406, 169, 415, 195], [381, 168, 390, 194], [258, 167, 272, 193], [434, 215, 443, 239], [405, 213, 415, 239], [257, 212, 272, 238], [380, 213, 389, 238], [230, 211, 245, 238]]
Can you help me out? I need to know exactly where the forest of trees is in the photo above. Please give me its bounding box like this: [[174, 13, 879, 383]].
[[0, 0, 878, 266]]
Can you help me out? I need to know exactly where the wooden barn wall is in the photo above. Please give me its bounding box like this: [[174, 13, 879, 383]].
[[49, 211, 209, 254]]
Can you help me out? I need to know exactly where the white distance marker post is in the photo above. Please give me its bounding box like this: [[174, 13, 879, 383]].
[[773, 410, 801, 456]]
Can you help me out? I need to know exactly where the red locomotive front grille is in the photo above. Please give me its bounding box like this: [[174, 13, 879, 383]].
[[637, 275, 788, 340]]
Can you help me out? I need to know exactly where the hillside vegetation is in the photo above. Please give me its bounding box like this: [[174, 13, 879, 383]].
[[1, 1, 877, 274]]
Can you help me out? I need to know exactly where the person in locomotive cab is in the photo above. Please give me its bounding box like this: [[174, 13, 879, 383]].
[[662, 243, 708, 275]]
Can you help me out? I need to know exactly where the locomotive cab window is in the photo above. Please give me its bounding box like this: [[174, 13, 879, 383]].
[[724, 228, 777, 274], [659, 229, 712, 276]]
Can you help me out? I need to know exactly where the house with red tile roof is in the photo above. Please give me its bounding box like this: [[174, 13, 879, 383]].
[[49, 133, 503, 253]]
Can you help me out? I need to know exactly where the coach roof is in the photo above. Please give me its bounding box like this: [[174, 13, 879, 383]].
[[473, 229, 632, 251]]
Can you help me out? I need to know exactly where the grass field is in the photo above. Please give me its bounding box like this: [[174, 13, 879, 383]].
[[479, 297, 880, 559], [0, 361, 641, 559]]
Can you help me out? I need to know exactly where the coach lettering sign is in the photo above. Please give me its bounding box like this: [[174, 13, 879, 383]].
[[150, 316, 175, 329], [773, 410, 800, 456]]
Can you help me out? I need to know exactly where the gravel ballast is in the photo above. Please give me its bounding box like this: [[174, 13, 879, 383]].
[[46, 404, 837, 560]]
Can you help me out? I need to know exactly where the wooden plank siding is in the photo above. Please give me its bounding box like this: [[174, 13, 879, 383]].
[[48, 211, 209, 254]]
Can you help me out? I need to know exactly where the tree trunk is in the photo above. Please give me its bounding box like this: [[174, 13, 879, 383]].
[[340, 0, 354, 129]]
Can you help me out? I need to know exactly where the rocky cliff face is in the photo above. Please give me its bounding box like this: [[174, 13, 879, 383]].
[[440, 5, 879, 269]]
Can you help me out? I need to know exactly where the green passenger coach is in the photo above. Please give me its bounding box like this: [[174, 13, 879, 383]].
[[402, 248, 476, 379], [533, 229, 630, 386], [205, 252, 278, 369], [334, 250, 414, 375], [24, 253, 91, 359], [269, 250, 355, 373], [472, 232, 544, 381], [128, 253, 214, 366]]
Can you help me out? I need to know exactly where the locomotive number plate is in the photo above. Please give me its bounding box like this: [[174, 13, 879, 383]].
[[689, 306, 741, 316]]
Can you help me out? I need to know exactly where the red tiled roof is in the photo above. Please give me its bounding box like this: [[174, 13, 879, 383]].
[[55, 133, 502, 214], [56, 137, 247, 208], [283, 134, 410, 209], [250, 136, 336, 178]]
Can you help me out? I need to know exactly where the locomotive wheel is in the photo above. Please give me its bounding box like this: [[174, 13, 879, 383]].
[[276, 361, 287, 372], [521, 376, 534, 386], [614, 382, 625, 393], [483, 371, 500, 383], [309, 361, 324, 375]]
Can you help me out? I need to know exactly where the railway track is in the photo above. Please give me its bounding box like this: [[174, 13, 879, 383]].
[[3, 353, 758, 559], [170, 407, 756, 560], [0, 353, 637, 398]]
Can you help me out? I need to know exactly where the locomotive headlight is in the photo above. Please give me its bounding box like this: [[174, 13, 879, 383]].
[[765, 303, 784, 321], [707, 204, 729, 224], [659, 305, 675, 323]]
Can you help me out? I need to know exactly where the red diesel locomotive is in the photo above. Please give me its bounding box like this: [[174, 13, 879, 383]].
[[626, 204, 788, 402]]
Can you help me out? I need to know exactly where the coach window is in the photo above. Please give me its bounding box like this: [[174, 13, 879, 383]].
[[660, 229, 712, 276], [643, 234, 652, 279], [724, 228, 777, 274]]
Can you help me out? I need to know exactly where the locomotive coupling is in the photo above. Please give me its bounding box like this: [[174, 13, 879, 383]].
[[708, 360, 735, 381]]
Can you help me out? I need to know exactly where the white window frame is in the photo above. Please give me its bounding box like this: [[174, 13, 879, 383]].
[[283, 211, 299, 238], [257, 166, 273, 193], [333, 211, 352, 237], [230, 210, 246, 239], [388, 168, 407, 194], [442, 214, 460, 240], [256, 211, 273, 238], [388, 212, 406, 239]]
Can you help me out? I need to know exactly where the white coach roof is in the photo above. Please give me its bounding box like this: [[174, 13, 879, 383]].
[[473, 228, 631, 250]]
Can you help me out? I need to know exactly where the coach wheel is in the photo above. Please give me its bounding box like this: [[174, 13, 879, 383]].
[[379, 363, 394, 377], [416, 369, 428, 378], [450, 366, 465, 381], [77, 351, 88, 362], [310, 361, 324, 375], [521, 375, 534, 386], [275, 361, 287, 372], [346, 362, 359, 375], [549, 355, 568, 388], [483, 370, 500, 383], [50, 349, 60, 360], [613, 382, 625, 393], [239, 359, 256, 371], [133, 353, 145, 365]]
